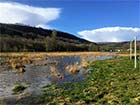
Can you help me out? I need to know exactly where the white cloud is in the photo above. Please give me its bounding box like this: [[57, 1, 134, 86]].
[[78, 27, 140, 42], [0, 2, 61, 28], [36, 24, 53, 29]]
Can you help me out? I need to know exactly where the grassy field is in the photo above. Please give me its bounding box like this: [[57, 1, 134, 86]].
[[0, 52, 114, 58], [14, 57, 140, 105], [0, 52, 139, 58]]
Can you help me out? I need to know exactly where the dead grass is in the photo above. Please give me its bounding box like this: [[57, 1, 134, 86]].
[[0, 52, 114, 58], [10, 61, 25, 73], [117, 53, 140, 57], [81, 56, 88, 69], [0, 52, 139, 58], [65, 64, 80, 74], [50, 66, 63, 79], [2, 52, 138, 73]]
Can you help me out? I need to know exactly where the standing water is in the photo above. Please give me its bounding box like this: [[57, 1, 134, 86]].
[[0, 54, 113, 101]]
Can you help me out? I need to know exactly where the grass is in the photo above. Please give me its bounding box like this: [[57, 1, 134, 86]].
[[1, 52, 140, 104], [50, 66, 64, 79], [0, 52, 115, 57], [31, 57, 140, 105], [65, 64, 80, 74], [0, 52, 115, 73], [12, 84, 27, 94]]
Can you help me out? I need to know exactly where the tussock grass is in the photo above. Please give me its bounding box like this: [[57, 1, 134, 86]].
[[50, 66, 63, 79], [12, 84, 27, 94], [65, 64, 80, 74]]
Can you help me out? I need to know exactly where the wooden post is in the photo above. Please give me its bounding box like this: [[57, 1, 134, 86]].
[[134, 37, 137, 68], [130, 41, 132, 60]]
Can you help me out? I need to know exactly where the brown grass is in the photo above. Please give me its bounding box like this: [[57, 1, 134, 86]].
[[65, 64, 80, 74], [0, 52, 114, 58], [50, 66, 63, 79], [2, 52, 139, 73], [81, 58, 88, 69], [1, 52, 139, 58], [10, 61, 25, 73], [117, 53, 140, 57]]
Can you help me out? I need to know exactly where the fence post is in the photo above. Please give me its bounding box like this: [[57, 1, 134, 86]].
[[134, 36, 137, 68], [130, 41, 132, 60]]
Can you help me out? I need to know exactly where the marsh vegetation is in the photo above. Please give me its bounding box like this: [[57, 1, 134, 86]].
[[20, 57, 140, 104], [0, 52, 139, 104]]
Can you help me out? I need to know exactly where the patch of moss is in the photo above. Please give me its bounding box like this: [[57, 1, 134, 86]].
[[12, 84, 27, 94]]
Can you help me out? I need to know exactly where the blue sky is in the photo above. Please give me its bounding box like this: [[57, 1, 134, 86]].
[[0, 0, 140, 42]]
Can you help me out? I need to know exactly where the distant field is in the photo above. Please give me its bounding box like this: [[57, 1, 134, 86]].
[[0, 52, 115, 57], [0, 51, 140, 58]]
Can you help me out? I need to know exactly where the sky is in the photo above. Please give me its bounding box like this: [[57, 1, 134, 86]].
[[0, 0, 140, 42]]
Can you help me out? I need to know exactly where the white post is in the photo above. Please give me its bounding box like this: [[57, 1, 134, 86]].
[[130, 41, 132, 60], [134, 36, 137, 68]]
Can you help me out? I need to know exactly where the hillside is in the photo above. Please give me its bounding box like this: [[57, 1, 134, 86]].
[[0, 23, 139, 52], [0, 23, 98, 52], [0, 23, 89, 43]]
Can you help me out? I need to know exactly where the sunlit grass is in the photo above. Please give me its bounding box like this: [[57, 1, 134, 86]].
[[0, 52, 115, 57], [32, 57, 140, 104], [50, 66, 63, 79], [1, 52, 140, 104], [65, 64, 80, 74], [0, 52, 114, 73]]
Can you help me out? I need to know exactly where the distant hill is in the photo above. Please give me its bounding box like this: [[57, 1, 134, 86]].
[[0, 23, 98, 52], [0, 23, 90, 43], [1, 23, 139, 52]]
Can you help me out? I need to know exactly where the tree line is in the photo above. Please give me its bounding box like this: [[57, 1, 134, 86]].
[[0, 30, 99, 52]]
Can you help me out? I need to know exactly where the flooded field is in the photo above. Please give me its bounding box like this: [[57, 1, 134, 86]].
[[0, 52, 115, 102]]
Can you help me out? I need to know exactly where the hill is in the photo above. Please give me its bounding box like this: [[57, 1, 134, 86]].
[[0, 23, 139, 52], [0, 23, 98, 52]]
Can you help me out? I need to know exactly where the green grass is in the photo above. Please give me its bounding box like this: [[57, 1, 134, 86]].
[[18, 57, 140, 104], [12, 84, 27, 94]]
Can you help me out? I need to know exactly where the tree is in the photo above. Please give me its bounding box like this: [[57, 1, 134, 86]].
[[51, 30, 57, 39], [44, 36, 58, 52], [44, 30, 59, 52], [88, 43, 98, 51]]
